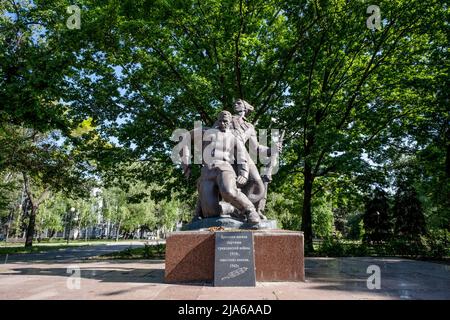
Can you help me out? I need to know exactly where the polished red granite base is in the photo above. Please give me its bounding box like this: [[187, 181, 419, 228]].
[[164, 230, 304, 283]]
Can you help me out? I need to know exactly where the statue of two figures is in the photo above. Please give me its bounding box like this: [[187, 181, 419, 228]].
[[179, 99, 282, 230]]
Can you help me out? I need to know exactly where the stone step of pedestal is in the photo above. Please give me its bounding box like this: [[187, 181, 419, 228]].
[[165, 230, 304, 283], [181, 216, 277, 231]]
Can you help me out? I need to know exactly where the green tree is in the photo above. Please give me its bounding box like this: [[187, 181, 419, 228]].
[[75, 197, 99, 240], [0, 0, 76, 131], [35, 193, 66, 239], [0, 1, 97, 246], [57, 0, 444, 250], [363, 188, 391, 244], [393, 182, 426, 239], [265, 192, 300, 230], [0, 172, 23, 240], [347, 213, 365, 241], [102, 187, 127, 239], [312, 195, 334, 239], [0, 125, 90, 246], [2, 0, 447, 250]]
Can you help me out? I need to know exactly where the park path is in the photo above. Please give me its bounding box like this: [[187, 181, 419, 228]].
[[0, 241, 146, 264], [0, 254, 449, 300]]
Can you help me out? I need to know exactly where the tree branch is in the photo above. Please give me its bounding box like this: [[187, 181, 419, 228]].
[[235, 0, 244, 99], [152, 45, 212, 124], [36, 187, 50, 206], [22, 172, 34, 206]]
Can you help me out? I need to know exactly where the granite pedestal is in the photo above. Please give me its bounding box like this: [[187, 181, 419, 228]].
[[164, 230, 304, 283]]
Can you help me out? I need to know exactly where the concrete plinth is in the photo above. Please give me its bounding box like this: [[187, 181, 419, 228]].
[[164, 230, 304, 283]]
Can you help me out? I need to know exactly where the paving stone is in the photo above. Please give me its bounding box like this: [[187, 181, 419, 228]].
[[0, 257, 448, 299]]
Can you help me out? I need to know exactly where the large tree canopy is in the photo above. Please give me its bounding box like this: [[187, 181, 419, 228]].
[[0, 0, 448, 249]]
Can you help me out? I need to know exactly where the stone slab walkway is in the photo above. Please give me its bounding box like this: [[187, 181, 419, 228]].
[[0, 254, 448, 299]]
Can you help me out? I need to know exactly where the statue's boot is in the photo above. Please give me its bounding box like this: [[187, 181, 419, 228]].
[[246, 209, 261, 225], [258, 212, 267, 220], [219, 201, 235, 217]]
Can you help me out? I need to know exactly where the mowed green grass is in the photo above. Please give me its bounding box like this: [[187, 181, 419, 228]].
[[97, 244, 166, 260], [0, 239, 149, 255], [0, 243, 87, 255]]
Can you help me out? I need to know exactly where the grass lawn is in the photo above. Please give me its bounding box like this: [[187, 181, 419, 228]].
[[0, 239, 149, 255], [96, 243, 166, 260], [0, 243, 88, 255]]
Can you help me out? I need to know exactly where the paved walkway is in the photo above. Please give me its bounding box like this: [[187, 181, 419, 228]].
[[0, 242, 146, 263], [0, 245, 448, 300]]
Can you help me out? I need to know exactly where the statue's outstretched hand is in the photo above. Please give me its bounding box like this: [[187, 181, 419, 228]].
[[276, 141, 283, 154], [236, 175, 248, 186]]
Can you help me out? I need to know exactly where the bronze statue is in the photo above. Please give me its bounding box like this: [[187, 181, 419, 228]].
[[178, 100, 281, 229], [230, 99, 272, 216], [231, 99, 283, 214], [181, 111, 261, 225]]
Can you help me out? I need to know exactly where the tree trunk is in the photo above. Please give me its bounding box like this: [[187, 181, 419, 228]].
[[75, 219, 81, 240], [301, 164, 314, 253], [115, 221, 121, 242], [107, 221, 112, 239], [5, 227, 9, 242], [5, 208, 12, 242], [445, 126, 450, 179], [25, 206, 37, 247]]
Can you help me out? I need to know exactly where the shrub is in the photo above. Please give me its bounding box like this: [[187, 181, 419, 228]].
[[143, 243, 165, 258], [316, 237, 345, 257], [421, 229, 449, 259], [313, 229, 449, 259]]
